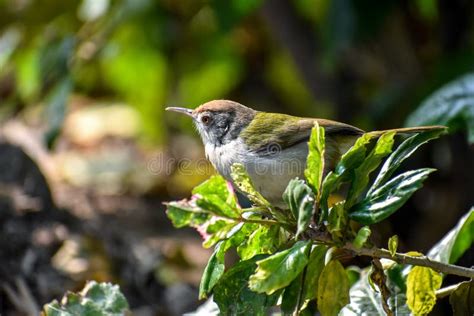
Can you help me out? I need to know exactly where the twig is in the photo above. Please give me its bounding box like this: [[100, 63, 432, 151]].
[[348, 245, 474, 279], [435, 283, 462, 299], [306, 229, 474, 279]]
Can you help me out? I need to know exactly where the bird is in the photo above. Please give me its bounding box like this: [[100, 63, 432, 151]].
[[166, 100, 443, 208]]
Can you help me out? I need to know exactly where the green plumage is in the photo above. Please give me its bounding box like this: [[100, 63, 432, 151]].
[[240, 112, 363, 153]]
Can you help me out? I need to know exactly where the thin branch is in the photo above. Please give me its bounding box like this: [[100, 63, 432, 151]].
[[348, 245, 474, 279], [306, 229, 474, 279], [212, 212, 280, 226], [436, 283, 462, 299]]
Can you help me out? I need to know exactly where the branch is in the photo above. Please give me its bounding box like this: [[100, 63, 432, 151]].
[[306, 229, 474, 279], [435, 283, 461, 299], [347, 244, 474, 279]]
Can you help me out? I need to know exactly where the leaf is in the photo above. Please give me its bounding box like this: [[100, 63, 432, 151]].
[[320, 133, 376, 220], [249, 240, 311, 294], [193, 175, 240, 218], [213, 255, 280, 315], [199, 241, 227, 299], [345, 131, 395, 209], [406, 73, 474, 143], [305, 122, 325, 198], [42, 281, 129, 316], [427, 207, 474, 264], [406, 266, 442, 315], [302, 245, 328, 306], [388, 235, 398, 257], [283, 178, 315, 237], [370, 129, 446, 192], [449, 280, 474, 316], [202, 220, 242, 248], [327, 201, 348, 241], [281, 272, 304, 314], [237, 225, 281, 260], [349, 168, 435, 225], [165, 201, 210, 228], [230, 163, 271, 208], [341, 269, 410, 316], [317, 260, 350, 316], [353, 226, 371, 249]]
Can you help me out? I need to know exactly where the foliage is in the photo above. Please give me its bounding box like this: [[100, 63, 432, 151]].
[[165, 120, 474, 315], [42, 281, 129, 316], [406, 73, 474, 143]]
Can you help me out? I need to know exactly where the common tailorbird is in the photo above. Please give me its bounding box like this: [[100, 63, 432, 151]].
[[166, 100, 444, 208]]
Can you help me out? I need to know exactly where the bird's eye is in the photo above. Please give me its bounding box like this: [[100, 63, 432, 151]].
[[201, 115, 211, 125]]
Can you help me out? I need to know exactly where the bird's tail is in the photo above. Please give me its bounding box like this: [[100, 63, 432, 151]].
[[367, 125, 447, 137]]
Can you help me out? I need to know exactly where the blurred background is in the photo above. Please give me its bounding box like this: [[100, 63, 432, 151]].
[[0, 0, 473, 315]]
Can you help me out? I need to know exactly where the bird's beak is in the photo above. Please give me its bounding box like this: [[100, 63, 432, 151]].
[[165, 107, 194, 118]]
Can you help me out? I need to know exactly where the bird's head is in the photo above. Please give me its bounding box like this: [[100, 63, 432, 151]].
[[166, 100, 256, 146]]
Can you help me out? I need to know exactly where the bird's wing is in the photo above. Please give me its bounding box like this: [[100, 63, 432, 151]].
[[240, 112, 364, 155]]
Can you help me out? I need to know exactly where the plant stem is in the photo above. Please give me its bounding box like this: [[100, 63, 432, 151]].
[[435, 283, 462, 299], [306, 229, 474, 279], [349, 245, 474, 279], [240, 217, 280, 225]]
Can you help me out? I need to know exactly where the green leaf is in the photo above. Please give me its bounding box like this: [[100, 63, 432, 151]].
[[327, 201, 348, 241], [249, 240, 311, 294], [283, 178, 315, 237], [193, 175, 240, 218], [353, 226, 371, 249], [349, 168, 435, 225], [202, 220, 242, 248], [165, 202, 210, 228], [302, 245, 327, 306], [237, 225, 281, 260], [281, 272, 304, 314], [199, 241, 227, 299], [193, 175, 236, 206], [43, 281, 129, 316], [370, 128, 446, 193], [213, 255, 280, 316], [305, 122, 325, 198], [449, 280, 474, 316], [406, 73, 474, 143], [317, 260, 350, 316], [406, 266, 442, 316], [230, 163, 272, 208], [427, 208, 474, 264], [342, 269, 410, 315], [386, 264, 407, 293], [388, 235, 398, 257], [345, 132, 395, 209], [320, 133, 376, 220]]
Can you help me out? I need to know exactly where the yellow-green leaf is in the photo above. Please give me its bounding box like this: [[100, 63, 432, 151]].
[[406, 266, 442, 315], [305, 122, 325, 197], [353, 226, 371, 249], [388, 235, 398, 256], [317, 260, 350, 316], [302, 245, 327, 306], [249, 241, 310, 294], [193, 175, 240, 218], [230, 163, 271, 207]]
